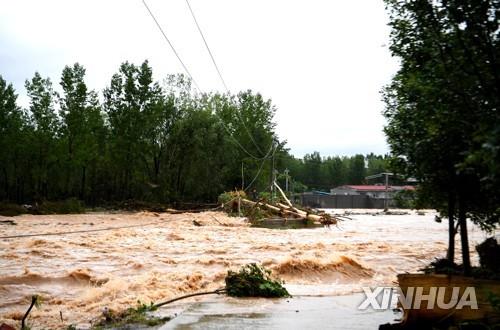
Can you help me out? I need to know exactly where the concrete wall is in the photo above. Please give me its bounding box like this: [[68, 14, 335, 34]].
[[299, 193, 392, 209]]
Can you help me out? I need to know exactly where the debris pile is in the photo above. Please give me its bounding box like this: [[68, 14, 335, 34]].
[[220, 184, 341, 226]]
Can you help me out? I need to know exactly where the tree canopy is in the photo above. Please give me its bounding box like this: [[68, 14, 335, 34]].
[[383, 0, 499, 272], [1, 61, 387, 205]]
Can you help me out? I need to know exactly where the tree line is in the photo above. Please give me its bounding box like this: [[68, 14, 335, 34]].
[[0, 61, 278, 204], [0, 62, 388, 205], [277, 152, 390, 192]]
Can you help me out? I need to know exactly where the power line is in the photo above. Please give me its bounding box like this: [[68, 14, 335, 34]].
[[244, 140, 276, 191], [142, 0, 201, 92], [142, 0, 269, 161], [0, 219, 168, 240], [184, 0, 265, 155], [213, 98, 271, 160], [184, 0, 228, 91]]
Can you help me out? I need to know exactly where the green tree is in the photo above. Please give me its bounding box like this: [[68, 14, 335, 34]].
[[104, 61, 162, 199], [347, 154, 366, 184], [366, 153, 388, 176], [324, 156, 347, 187], [0, 75, 26, 201], [383, 0, 499, 273], [60, 63, 106, 200], [25, 72, 60, 200]]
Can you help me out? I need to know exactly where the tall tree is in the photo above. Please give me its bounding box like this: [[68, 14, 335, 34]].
[[348, 154, 366, 184], [0, 75, 25, 201], [383, 0, 499, 273], [25, 72, 60, 200], [60, 63, 105, 200]]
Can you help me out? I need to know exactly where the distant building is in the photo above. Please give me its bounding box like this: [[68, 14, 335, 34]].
[[330, 185, 415, 199], [296, 185, 416, 209]]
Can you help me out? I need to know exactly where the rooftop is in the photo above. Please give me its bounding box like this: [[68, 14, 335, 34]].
[[336, 185, 415, 192]]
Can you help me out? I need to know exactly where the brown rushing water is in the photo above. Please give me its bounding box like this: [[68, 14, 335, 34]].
[[0, 210, 487, 329]]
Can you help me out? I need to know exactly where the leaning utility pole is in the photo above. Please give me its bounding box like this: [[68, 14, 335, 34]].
[[270, 140, 275, 202], [241, 162, 244, 190], [284, 168, 290, 193]]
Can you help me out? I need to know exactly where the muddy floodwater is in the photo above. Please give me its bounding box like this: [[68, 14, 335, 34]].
[[0, 210, 488, 329]]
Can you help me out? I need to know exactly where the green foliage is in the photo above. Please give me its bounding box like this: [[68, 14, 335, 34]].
[[383, 0, 499, 271], [258, 191, 271, 201], [93, 301, 168, 329], [278, 152, 390, 192], [225, 263, 290, 298], [0, 202, 26, 216], [0, 62, 278, 205], [487, 292, 500, 312], [393, 189, 416, 209], [244, 205, 271, 222], [218, 191, 269, 220], [1, 62, 390, 207], [35, 198, 85, 214], [217, 190, 247, 204]]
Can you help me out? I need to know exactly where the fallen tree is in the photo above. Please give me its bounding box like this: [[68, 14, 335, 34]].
[[219, 184, 339, 226], [239, 198, 335, 225]]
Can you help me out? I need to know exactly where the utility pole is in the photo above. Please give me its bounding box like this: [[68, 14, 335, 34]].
[[241, 162, 244, 190], [365, 172, 394, 210], [384, 172, 389, 210], [270, 140, 276, 202], [284, 168, 290, 193]]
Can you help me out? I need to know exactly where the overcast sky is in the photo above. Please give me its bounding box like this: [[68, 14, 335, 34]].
[[0, 0, 399, 157]]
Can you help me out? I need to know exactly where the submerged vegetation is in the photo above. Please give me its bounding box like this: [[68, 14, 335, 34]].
[[0, 198, 85, 216], [225, 263, 290, 298], [91, 264, 288, 329], [92, 301, 169, 329]]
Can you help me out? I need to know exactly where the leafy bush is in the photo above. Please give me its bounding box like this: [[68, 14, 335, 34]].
[[218, 190, 247, 204], [94, 301, 169, 329], [393, 190, 416, 209], [258, 191, 271, 202], [0, 202, 26, 216], [35, 198, 85, 214], [225, 263, 290, 298]]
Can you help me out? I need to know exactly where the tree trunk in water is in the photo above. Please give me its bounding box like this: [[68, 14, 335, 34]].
[[80, 166, 86, 201], [458, 195, 471, 275], [446, 194, 455, 263], [2, 166, 8, 200]]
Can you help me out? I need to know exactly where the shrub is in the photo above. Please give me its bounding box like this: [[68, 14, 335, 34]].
[[218, 190, 247, 204], [35, 198, 85, 214], [0, 202, 27, 216], [225, 263, 290, 298]]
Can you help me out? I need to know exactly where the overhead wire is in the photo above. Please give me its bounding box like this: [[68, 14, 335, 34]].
[[184, 0, 228, 91], [141, 0, 201, 92], [244, 140, 276, 191], [184, 0, 265, 155], [142, 0, 273, 162], [0, 219, 169, 239]]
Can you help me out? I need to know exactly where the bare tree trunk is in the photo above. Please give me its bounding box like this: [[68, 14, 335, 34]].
[[458, 194, 471, 275], [446, 194, 455, 263], [2, 166, 8, 200], [80, 166, 86, 200]]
